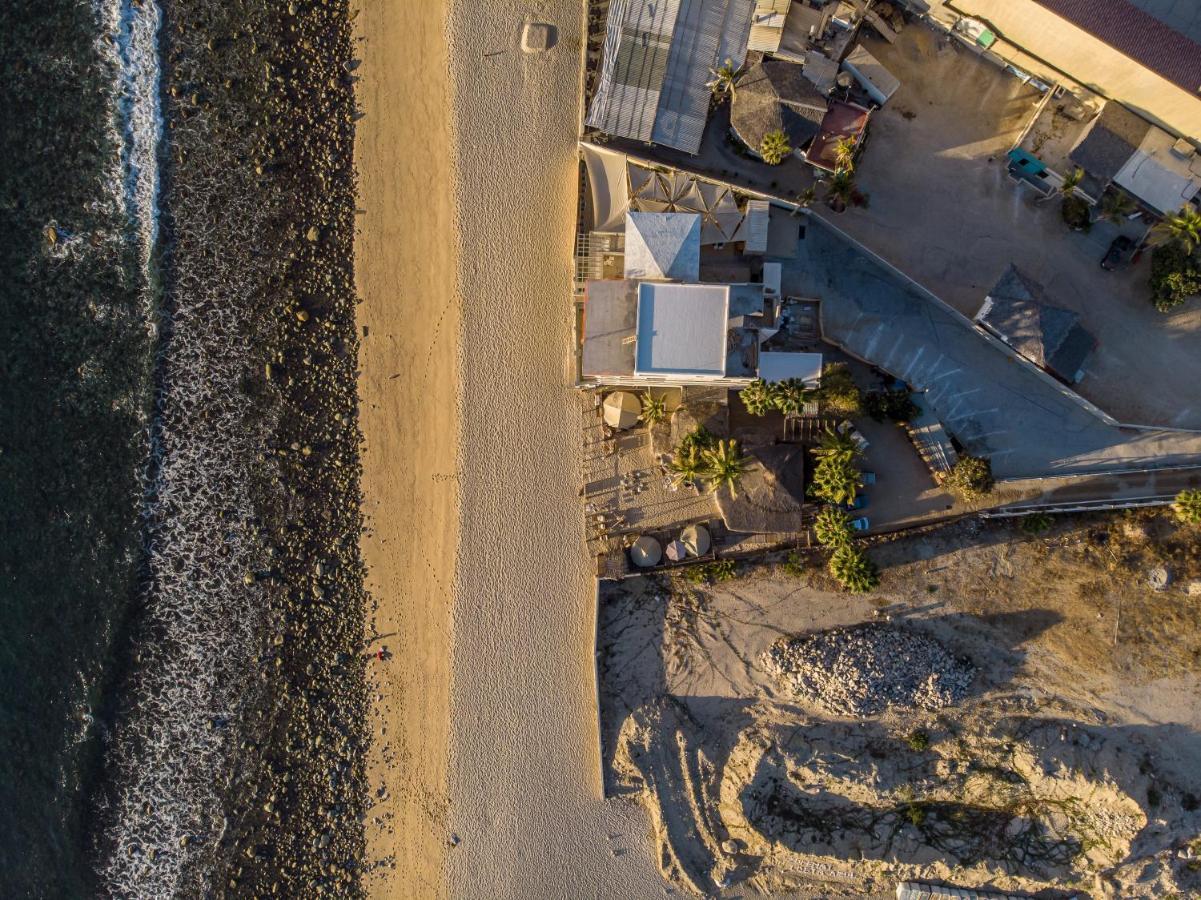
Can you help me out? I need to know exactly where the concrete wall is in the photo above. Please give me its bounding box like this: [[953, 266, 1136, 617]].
[[950, 0, 1201, 140]]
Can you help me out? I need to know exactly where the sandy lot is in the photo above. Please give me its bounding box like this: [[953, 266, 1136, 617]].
[[354, 1, 457, 896], [598, 513, 1201, 896]]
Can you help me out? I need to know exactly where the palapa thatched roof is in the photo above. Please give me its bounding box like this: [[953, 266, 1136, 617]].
[[731, 52, 828, 156]]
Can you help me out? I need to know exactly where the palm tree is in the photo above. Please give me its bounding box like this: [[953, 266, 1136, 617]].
[[1059, 167, 1084, 197], [706, 58, 742, 102], [814, 427, 859, 460], [814, 506, 854, 547], [828, 545, 879, 593], [810, 455, 863, 506], [639, 390, 666, 426], [832, 136, 858, 174], [772, 378, 816, 417], [701, 439, 747, 496], [825, 169, 856, 212], [1098, 189, 1136, 223], [739, 378, 774, 416], [1150, 206, 1201, 254], [668, 444, 705, 489], [760, 129, 792, 166], [793, 186, 817, 211]]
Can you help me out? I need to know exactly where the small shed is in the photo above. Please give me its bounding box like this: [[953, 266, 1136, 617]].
[[841, 44, 900, 106], [734, 200, 772, 254], [758, 351, 822, 386], [976, 266, 1097, 385]]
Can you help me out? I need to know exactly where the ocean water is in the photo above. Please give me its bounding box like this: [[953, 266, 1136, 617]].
[[0, 0, 155, 895], [1, 0, 367, 895]]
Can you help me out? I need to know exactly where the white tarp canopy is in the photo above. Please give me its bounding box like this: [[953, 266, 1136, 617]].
[[582, 141, 747, 244], [680, 524, 711, 556], [630, 535, 663, 567], [582, 142, 630, 233], [602, 390, 642, 429]]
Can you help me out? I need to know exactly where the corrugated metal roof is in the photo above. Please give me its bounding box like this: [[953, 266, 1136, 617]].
[[653, 0, 756, 153], [1033, 0, 1201, 94], [741, 199, 771, 252], [586, 0, 682, 143], [589, 0, 756, 154], [747, 0, 792, 52]]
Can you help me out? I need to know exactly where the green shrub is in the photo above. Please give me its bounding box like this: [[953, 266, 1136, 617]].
[[817, 363, 862, 417], [676, 426, 717, 457], [906, 730, 930, 751], [945, 455, 994, 500], [1150, 244, 1201, 312], [781, 550, 807, 577], [863, 389, 918, 423], [1060, 194, 1092, 231], [1020, 513, 1053, 535], [684, 559, 737, 584], [828, 545, 879, 592], [1172, 488, 1201, 524]]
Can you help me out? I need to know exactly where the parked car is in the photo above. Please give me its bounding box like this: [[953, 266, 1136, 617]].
[[836, 420, 870, 451], [1101, 234, 1135, 271], [861, 471, 877, 486], [842, 495, 868, 511], [850, 516, 870, 532]]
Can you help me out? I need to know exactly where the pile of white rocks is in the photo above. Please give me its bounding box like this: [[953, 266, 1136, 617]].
[[763, 623, 974, 716]]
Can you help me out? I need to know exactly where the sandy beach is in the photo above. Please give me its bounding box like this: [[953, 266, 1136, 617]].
[[443, 1, 665, 896], [354, 1, 457, 896]]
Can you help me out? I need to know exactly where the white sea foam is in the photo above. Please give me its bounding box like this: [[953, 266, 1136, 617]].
[[94, 0, 162, 267], [85, 0, 276, 896]]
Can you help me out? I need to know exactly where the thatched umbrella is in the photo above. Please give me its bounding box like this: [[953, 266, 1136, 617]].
[[630, 535, 662, 567], [602, 391, 641, 430], [680, 524, 711, 556]]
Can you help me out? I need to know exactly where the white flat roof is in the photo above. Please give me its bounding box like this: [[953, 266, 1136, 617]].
[[635, 283, 729, 378], [1114, 126, 1201, 215], [758, 351, 822, 385]]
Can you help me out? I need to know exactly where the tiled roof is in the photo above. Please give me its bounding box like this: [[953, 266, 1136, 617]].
[[1069, 101, 1151, 182], [1034, 0, 1201, 94]]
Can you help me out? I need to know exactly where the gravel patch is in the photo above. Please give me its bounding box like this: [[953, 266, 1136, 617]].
[[763, 623, 974, 716]]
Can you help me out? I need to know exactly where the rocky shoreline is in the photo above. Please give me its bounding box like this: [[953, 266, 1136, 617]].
[[99, 0, 369, 894]]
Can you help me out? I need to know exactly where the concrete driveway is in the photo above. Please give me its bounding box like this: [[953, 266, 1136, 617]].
[[783, 218, 1201, 479], [832, 26, 1201, 429]]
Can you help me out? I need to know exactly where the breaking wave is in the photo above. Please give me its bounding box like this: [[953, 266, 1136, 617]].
[[87, 0, 278, 895]]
